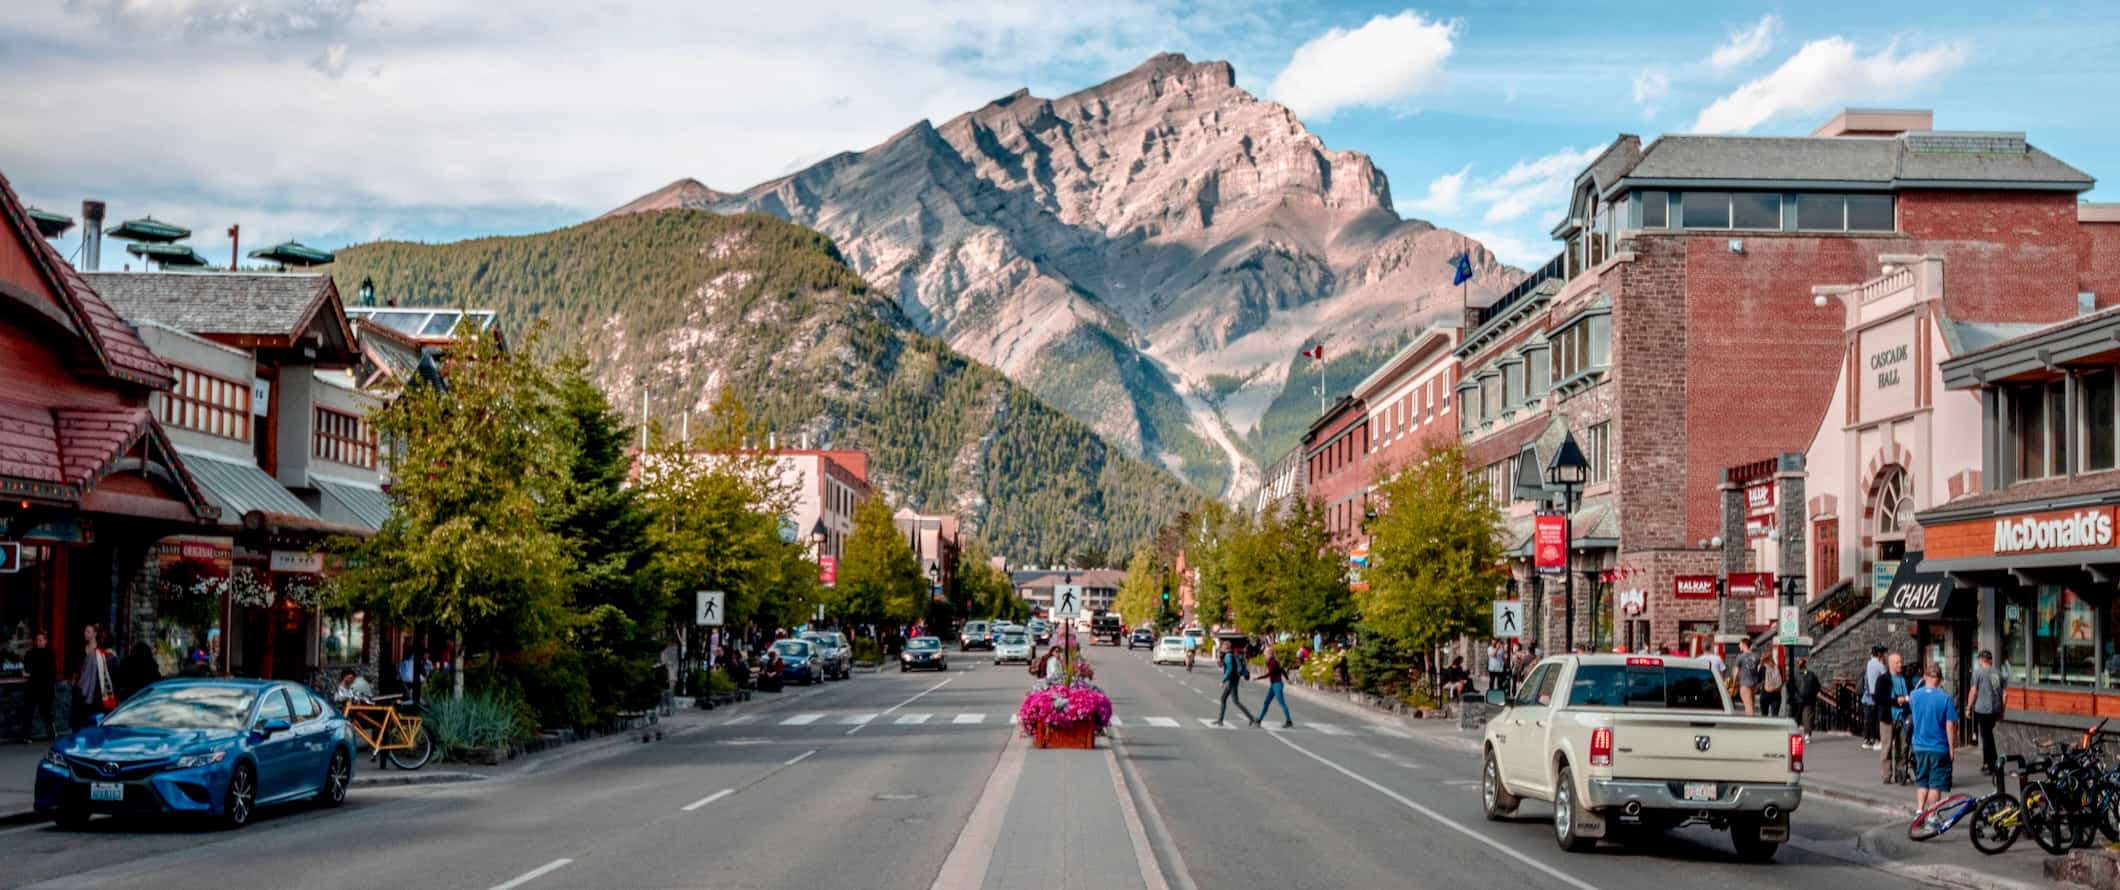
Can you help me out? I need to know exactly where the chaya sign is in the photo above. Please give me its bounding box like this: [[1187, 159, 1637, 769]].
[[1673, 575, 1718, 600], [1534, 512, 1567, 575]]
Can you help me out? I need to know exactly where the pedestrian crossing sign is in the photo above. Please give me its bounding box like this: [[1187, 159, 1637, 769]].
[[1053, 585, 1083, 619], [696, 590, 724, 627], [1493, 600, 1522, 639]]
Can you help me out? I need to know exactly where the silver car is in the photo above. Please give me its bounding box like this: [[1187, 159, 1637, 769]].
[[799, 631, 852, 680], [993, 631, 1034, 665]]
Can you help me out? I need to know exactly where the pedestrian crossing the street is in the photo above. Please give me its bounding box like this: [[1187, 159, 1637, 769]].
[[742, 711, 1416, 740]]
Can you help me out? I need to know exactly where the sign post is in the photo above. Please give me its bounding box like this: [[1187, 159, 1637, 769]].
[[1492, 600, 1523, 639], [695, 590, 725, 627]]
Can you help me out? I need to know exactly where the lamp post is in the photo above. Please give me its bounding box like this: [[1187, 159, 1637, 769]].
[[1547, 432, 1590, 652], [811, 520, 829, 626]]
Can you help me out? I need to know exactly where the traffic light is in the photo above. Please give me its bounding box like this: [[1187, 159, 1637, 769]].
[[1161, 590, 1170, 603]]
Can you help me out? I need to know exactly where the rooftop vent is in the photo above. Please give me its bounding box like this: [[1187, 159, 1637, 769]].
[[1904, 131, 2028, 156]]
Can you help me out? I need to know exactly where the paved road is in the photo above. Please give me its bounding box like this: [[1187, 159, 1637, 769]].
[[0, 646, 2012, 889]]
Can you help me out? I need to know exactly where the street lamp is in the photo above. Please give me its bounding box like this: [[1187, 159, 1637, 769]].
[[1547, 431, 1590, 652], [810, 519, 827, 553], [357, 276, 374, 307]]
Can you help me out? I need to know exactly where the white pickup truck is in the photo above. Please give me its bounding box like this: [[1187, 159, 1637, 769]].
[[1479, 653, 1804, 860]]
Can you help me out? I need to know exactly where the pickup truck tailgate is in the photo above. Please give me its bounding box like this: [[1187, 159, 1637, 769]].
[[1606, 713, 1795, 784]]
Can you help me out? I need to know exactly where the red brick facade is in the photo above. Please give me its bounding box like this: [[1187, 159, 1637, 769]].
[[1304, 397, 1370, 548]]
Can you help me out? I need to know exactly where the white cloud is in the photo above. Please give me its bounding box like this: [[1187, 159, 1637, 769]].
[[1267, 11, 1455, 121], [1404, 165, 1469, 215], [1465, 230, 1541, 268], [1692, 37, 1968, 134], [1472, 146, 1604, 225], [1631, 68, 1669, 116], [1708, 14, 1779, 72]]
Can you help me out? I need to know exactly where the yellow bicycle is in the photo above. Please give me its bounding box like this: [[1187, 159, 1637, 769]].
[[341, 695, 435, 770]]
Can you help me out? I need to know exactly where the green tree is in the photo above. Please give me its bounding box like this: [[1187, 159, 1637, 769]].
[[1113, 546, 1165, 628], [1266, 498, 1357, 637], [837, 496, 926, 626], [1184, 501, 1239, 629], [1361, 441, 1504, 657], [335, 326, 577, 699], [956, 539, 1026, 622]]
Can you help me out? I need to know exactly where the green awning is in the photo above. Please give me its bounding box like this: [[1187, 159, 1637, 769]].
[[248, 240, 335, 267], [125, 241, 210, 267], [27, 207, 73, 238], [106, 217, 190, 242]]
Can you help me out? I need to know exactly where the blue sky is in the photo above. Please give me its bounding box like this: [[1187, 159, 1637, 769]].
[[3, 1, 2115, 271]]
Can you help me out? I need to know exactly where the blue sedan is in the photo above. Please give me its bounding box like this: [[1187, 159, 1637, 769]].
[[772, 639, 823, 686], [35, 678, 357, 829]]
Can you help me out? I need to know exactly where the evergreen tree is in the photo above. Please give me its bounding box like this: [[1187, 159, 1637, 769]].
[[1269, 497, 1357, 637]]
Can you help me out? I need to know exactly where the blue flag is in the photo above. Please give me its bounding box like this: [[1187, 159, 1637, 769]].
[[1451, 251, 1474, 286]]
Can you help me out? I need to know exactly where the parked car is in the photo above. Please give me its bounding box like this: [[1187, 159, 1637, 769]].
[[799, 631, 852, 680], [771, 639, 824, 686], [1127, 628, 1154, 650], [1152, 637, 1190, 665], [960, 620, 993, 651], [1027, 619, 1052, 644], [1480, 653, 1803, 860], [36, 679, 356, 829], [993, 631, 1034, 665], [901, 636, 949, 672]]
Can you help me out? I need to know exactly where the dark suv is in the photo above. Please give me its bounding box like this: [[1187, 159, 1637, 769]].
[[1127, 628, 1154, 650]]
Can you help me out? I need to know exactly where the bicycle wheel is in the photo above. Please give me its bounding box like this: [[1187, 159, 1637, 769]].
[[1969, 793, 2024, 855], [2098, 783, 2120, 842], [2027, 790, 2076, 855], [386, 724, 435, 770], [1909, 794, 1970, 841]]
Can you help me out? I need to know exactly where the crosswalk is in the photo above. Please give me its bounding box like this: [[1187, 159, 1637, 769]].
[[730, 711, 1418, 739]]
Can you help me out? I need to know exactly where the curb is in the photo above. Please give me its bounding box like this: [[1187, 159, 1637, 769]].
[[353, 769, 489, 788], [1801, 781, 1914, 818]]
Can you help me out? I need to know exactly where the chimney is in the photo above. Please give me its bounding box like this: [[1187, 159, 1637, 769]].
[[80, 200, 104, 271], [227, 224, 240, 271], [1811, 108, 1933, 138]]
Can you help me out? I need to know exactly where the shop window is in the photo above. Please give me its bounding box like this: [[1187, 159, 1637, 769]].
[[0, 543, 56, 678], [2084, 369, 2116, 472], [2000, 600, 2029, 685], [2029, 586, 2096, 687], [321, 611, 366, 665]]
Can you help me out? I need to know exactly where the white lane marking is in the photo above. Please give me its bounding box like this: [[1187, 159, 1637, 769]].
[[785, 749, 817, 767], [1143, 716, 1181, 728], [781, 713, 824, 726], [1369, 726, 1410, 738], [1109, 716, 1124, 727], [952, 713, 986, 724], [1268, 733, 1601, 890], [1104, 745, 1171, 890], [929, 734, 1027, 890], [1009, 713, 1020, 725], [1196, 717, 1236, 730], [1310, 722, 1350, 736], [851, 676, 953, 735], [488, 858, 573, 890], [838, 713, 879, 725], [1189, 687, 1204, 695], [681, 788, 735, 812], [720, 715, 757, 727], [895, 713, 932, 725]]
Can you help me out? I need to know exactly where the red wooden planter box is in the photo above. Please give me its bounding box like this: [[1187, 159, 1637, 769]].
[[1034, 721, 1097, 749]]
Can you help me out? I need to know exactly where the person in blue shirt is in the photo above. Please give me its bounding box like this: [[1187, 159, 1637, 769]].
[[1212, 640, 1258, 727], [1908, 661, 1959, 822]]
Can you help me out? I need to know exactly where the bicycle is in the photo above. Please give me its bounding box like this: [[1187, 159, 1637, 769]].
[[341, 694, 436, 770], [1908, 755, 2024, 855]]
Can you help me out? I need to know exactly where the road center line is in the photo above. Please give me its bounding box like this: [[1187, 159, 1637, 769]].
[[680, 788, 735, 812], [785, 749, 817, 766], [1267, 733, 1601, 890], [850, 676, 953, 735], [488, 857, 573, 890]]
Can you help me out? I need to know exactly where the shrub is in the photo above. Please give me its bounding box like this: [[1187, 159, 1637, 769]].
[[1300, 648, 1347, 687], [851, 638, 883, 664], [707, 669, 737, 696], [425, 689, 529, 751], [1347, 634, 1413, 698]]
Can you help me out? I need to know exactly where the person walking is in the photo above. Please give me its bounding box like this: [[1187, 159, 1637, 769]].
[[71, 625, 116, 728], [1258, 648, 1293, 728], [1909, 662, 1959, 824], [1760, 653, 1784, 717], [1862, 645, 1888, 750], [1733, 638, 1763, 715], [1877, 651, 1911, 783], [1967, 650, 2007, 775], [19, 631, 56, 740], [1787, 656, 1820, 739], [1212, 641, 1258, 727]]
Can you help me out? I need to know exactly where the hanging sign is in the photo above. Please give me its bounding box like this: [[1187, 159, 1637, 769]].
[[1534, 512, 1567, 575]]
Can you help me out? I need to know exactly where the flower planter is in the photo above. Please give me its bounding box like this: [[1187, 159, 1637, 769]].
[[1034, 722, 1097, 749]]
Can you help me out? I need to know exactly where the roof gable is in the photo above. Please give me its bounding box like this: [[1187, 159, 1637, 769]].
[[0, 171, 171, 388]]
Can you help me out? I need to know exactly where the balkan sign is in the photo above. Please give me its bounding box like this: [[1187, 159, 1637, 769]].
[[1534, 512, 1567, 575], [1673, 575, 1718, 600], [1726, 572, 1775, 599]]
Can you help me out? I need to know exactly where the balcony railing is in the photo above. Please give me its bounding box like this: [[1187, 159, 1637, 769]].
[[1468, 251, 1567, 331]]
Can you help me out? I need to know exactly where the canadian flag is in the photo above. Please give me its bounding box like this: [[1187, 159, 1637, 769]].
[[1301, 344, 1324, 361]]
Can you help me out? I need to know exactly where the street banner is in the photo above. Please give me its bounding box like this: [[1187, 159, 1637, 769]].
[[1492, 600, 1523, 639], [819, 556, 837, 586], [1534, 512, 1566, 575], [1727, 572, 1774, 598], [695, 590, 724, 627]]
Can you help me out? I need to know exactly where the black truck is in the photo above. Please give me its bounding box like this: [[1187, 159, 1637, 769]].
[[1090, 614, 1123, 645]]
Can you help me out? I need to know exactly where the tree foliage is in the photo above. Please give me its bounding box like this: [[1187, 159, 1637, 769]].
[[836, 495, 927, 626], [1360, 442, 1505, 653], [1113, 546, 1166, 628], [956, 538, 1026, 623], [1178, 498, 1352, 636]]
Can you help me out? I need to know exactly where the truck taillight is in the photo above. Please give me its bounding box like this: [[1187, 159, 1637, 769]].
[[1589, 727, 1613, 767], [1789, 733, 1805, 773]]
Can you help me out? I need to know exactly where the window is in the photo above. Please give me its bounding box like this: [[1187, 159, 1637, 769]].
[[2084, 370, 2116, 472], [1565, 664, 1724, 710], [321, 611, 365, 665], [1872, 466, 1914, 538], [1589, 199, 1610, 267], [2008, 381, 2061, 480], [1795, 194, 1845, 231], [1681, 191, 1732, 228], [252, 688, 292, 730], [1846, 194, 1895, 231], [1731, 192, 1782, 229], [1551, 313, 1612, 384], [1501, 362, 1523, 409], [157, 366, 251, 441], [292, 688, 324, 722], [1638, 191, 1668, 228], [1526, 349, 1551, 399], [314, 407, 377, 468], [2025, 586, 2096, 687], [1479, 374, 1501, 420], [1584, 422, 1611, 484], [2000, 600, 2029, 685]]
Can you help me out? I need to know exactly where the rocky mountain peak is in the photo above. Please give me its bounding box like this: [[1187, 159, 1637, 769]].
[[599, 177, 729, 218]]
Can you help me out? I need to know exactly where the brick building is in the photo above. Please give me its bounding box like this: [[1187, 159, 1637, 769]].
[[1303, 396, 1369, 552], [1458, 108, 2120, 654]]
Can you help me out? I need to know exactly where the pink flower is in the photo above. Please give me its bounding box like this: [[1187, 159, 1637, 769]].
[[1017, 683, 1114, 736]]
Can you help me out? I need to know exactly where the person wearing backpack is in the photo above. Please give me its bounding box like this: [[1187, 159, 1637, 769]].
[[1966, 650, 2007, 775], [1212, 640, 1258, 727], [1760, 654, 1784, 717]]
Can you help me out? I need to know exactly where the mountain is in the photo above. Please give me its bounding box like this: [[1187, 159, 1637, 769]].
[[602, 178, 731, 217], [321, 210, 1196, 564], [610, 53, 1519, 499]]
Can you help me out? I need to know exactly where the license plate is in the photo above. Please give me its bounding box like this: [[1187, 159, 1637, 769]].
[[90, 782, 124, 802], [1682, 782, 1717, 801]]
